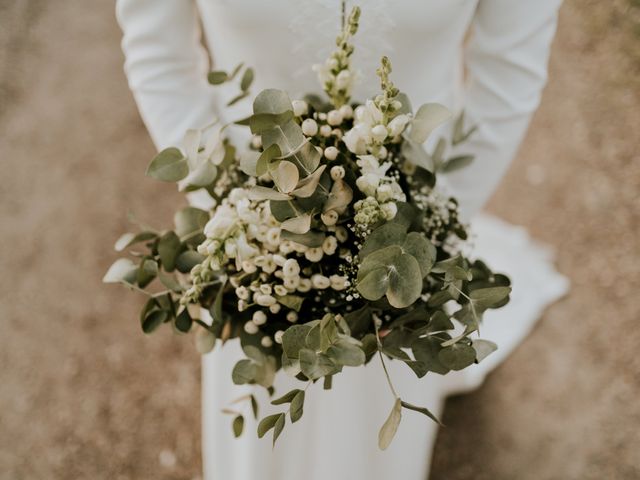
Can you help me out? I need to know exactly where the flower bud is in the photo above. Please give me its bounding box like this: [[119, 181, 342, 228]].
[[244, 321, 259, 334], [327, 109, 343, 126], [371, 124, 388, 142], [321, 210, 338, 226], [261, 336, 273, 348], [324, 146, 339, 161], [320, 125, 332, 137], [301, 118, 318, 136], [292, 100, 308, 117], [339, 104, 353, 119]]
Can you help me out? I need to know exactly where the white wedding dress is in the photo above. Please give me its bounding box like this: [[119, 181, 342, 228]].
[[116, 1, 568, 479]]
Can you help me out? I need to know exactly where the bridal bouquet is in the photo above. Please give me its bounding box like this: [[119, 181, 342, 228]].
[[105, 6, 511, 449]]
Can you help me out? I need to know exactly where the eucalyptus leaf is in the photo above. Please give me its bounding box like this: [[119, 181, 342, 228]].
[[146, 147, 189, 182], [280, 213, 312, 234], [442, 155, 474, 173], [114, 231, 157, 252], [257, 413, 283, 438], [470, 286, 512, 309], [290, 390, 305, 423], [232, 415, 244, 438], [378, 398, 402, 450], [438, 343, 476, 371], [195, 328, 216, 354], [240, 67, 254, 91], [271, 389, 302, 406], [175, 250, 206, 273], [248, 186, 292, 202], [472, 339, 498, 363], [410, 103, 452, 144], [174, 207, 209, 240], [327, 339, 366, 366], [103, 258, 138, 283], [401, 400, 442, 425], [141, 309, 167, 334], [207, 70, 228, 85], [158, 231, 181, 271], [231, 359, 257, 385]]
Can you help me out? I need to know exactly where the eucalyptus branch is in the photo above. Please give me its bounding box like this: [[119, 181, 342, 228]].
[[374, 315, 399, 399]]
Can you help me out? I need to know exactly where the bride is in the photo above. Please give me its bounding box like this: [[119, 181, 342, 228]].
[[115, 1, 568, 479]]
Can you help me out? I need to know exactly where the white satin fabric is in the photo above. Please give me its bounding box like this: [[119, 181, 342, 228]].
[[115, 1, 567, 479]]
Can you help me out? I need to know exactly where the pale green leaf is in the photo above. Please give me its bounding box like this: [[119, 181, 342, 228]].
[[378, 398, 402, 450]]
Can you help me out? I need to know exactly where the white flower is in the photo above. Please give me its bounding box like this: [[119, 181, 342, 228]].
[[259, 284, 272, 295], [330, 165, 345, 180], [204, 204, 236, 238], [321, 210, 338, 226], [274, 285, 288, 297], [286, 311, 298, 323], [241, 260, 257, 273], [324, 147, 339, 161], [322, 236, 338, 256], [371, 124, 388, 142], [376, 184, 394, 202], [335, 226, 348, 243], [343, 128, 367, 155], [356, 174, 380, 197], [283, 276, 300, 291], [252, 310, 267, 325], [235, 286, 249, 300], [305, 248, 323, 262], [381, 202, 398, 220], [335, 70, 352, 90], [311, 274, 330, 289], [224, 240, 237, 258], [235, 232, 259, 264], [261, 336, 273, 348], [283, 259, 300, 277], [297, 278, 312, 292], [339, 104, 353, 119], [255, 294, 276, 307], [330, 274, 348, 291], [327, 109, 343, 126], [269, 303, 281, 314], [388, 114, 410, 137], [238, 300, 248, 312], [244, 321, 258, 334], [302, 118, 318, 136], [292, 100, 308, 117], [320, 125, 332, 137], [377, 146, 388, 159]]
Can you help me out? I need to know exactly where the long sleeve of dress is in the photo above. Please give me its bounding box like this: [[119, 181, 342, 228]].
[[447, 0, 562, 219], [115, 0, 216, 150]]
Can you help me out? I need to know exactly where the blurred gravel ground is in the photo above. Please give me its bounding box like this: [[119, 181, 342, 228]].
[[0, 1, 638, 479]]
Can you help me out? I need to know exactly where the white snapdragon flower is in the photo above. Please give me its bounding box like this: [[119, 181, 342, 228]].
[[343, 127, 368, 155], [204, 204, 236, 238], [388, 114, 410, 137]]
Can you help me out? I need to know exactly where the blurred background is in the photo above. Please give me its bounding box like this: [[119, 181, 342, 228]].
[[0, 0, 638, 478]]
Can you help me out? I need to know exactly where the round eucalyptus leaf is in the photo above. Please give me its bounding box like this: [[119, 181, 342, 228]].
[[402, 232, 436, 277], [438, 343, 476, 371], [386, 254, 423, 308], [146, 147, 189, 182]]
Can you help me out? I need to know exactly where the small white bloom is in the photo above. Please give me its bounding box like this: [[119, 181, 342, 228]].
[[330, 274, 348, 291], [272, 254, 286, 267], [269, 303, 281, 314], [297, 278, 312, 292], [251, 135, 262, 149], [204, 204, 236, 239], [335, 226, 349, 243], [305, 248, 324, 262], [224, 240, 237, 258], [335, 70, 352, 90], [381, 202, 398, 220], [286, 311, 298, 323], [321, 210, 338, 226], [376, 184, 394, 202], [327, 110, 343, 126], [252, 310, 268, 325], [241, 260, 257, 273], [292, 100, 308, 117], [238, 300, 248, 312], [388, 114, 410, 137], [259, 284, 272, 295], [330, 165, 345, 180], [274, 330, 284, 344], [343, 128, 367, 155], [339, 104, 353, 119], [283, 276, 300, 290], [279, 241, 293, 254], [244, 321, 259, 334], [377, 146, 388, 159], [320, 125, 332, 137], [261, 336, 273, 348], [311, 274, 330, 289], [324, 146, 339, 161], [371, 124, 388, 142], [283, 258, 300, 277], [235, 286, 249, 300], [255, 294, 276, 307], [322, 236, 338, 256], [274, 285, 288, 297], [266, 228, 280, 246], [301, 118, 318, 136]]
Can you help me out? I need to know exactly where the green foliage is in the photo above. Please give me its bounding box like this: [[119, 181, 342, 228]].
[[378, 398, 402, 450], [146, 148, 188, 182]]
